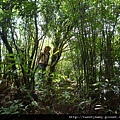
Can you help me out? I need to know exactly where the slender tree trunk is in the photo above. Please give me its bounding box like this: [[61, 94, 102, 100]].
[[0, 40, 1, 78], [0, 31, 20, 88]]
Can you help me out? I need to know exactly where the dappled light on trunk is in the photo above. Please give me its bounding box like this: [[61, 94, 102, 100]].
[[0, 0, 120, 116]]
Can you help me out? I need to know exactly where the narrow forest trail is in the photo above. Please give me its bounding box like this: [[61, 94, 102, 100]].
[[1, 77, 119, 114]]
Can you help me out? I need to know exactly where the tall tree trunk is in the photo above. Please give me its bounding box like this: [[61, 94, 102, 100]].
[[0, 31, 20, 88], [48, 45, 62, 85], [0, 40, 1, 78]]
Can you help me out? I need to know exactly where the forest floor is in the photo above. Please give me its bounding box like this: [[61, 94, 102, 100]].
[[0, 79, 117, 115]]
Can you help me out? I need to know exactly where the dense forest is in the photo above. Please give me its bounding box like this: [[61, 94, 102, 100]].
[[0, 0, 120, 116]]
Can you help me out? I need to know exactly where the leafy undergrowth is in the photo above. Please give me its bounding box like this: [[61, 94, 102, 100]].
[[0, 80, 120, 114]]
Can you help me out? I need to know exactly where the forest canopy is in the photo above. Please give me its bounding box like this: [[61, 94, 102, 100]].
[[0, 0, 120, 115]]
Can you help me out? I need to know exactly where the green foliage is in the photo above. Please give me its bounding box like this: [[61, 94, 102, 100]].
[[0, 0, 120, 114], [0, 100, 22, 114]]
